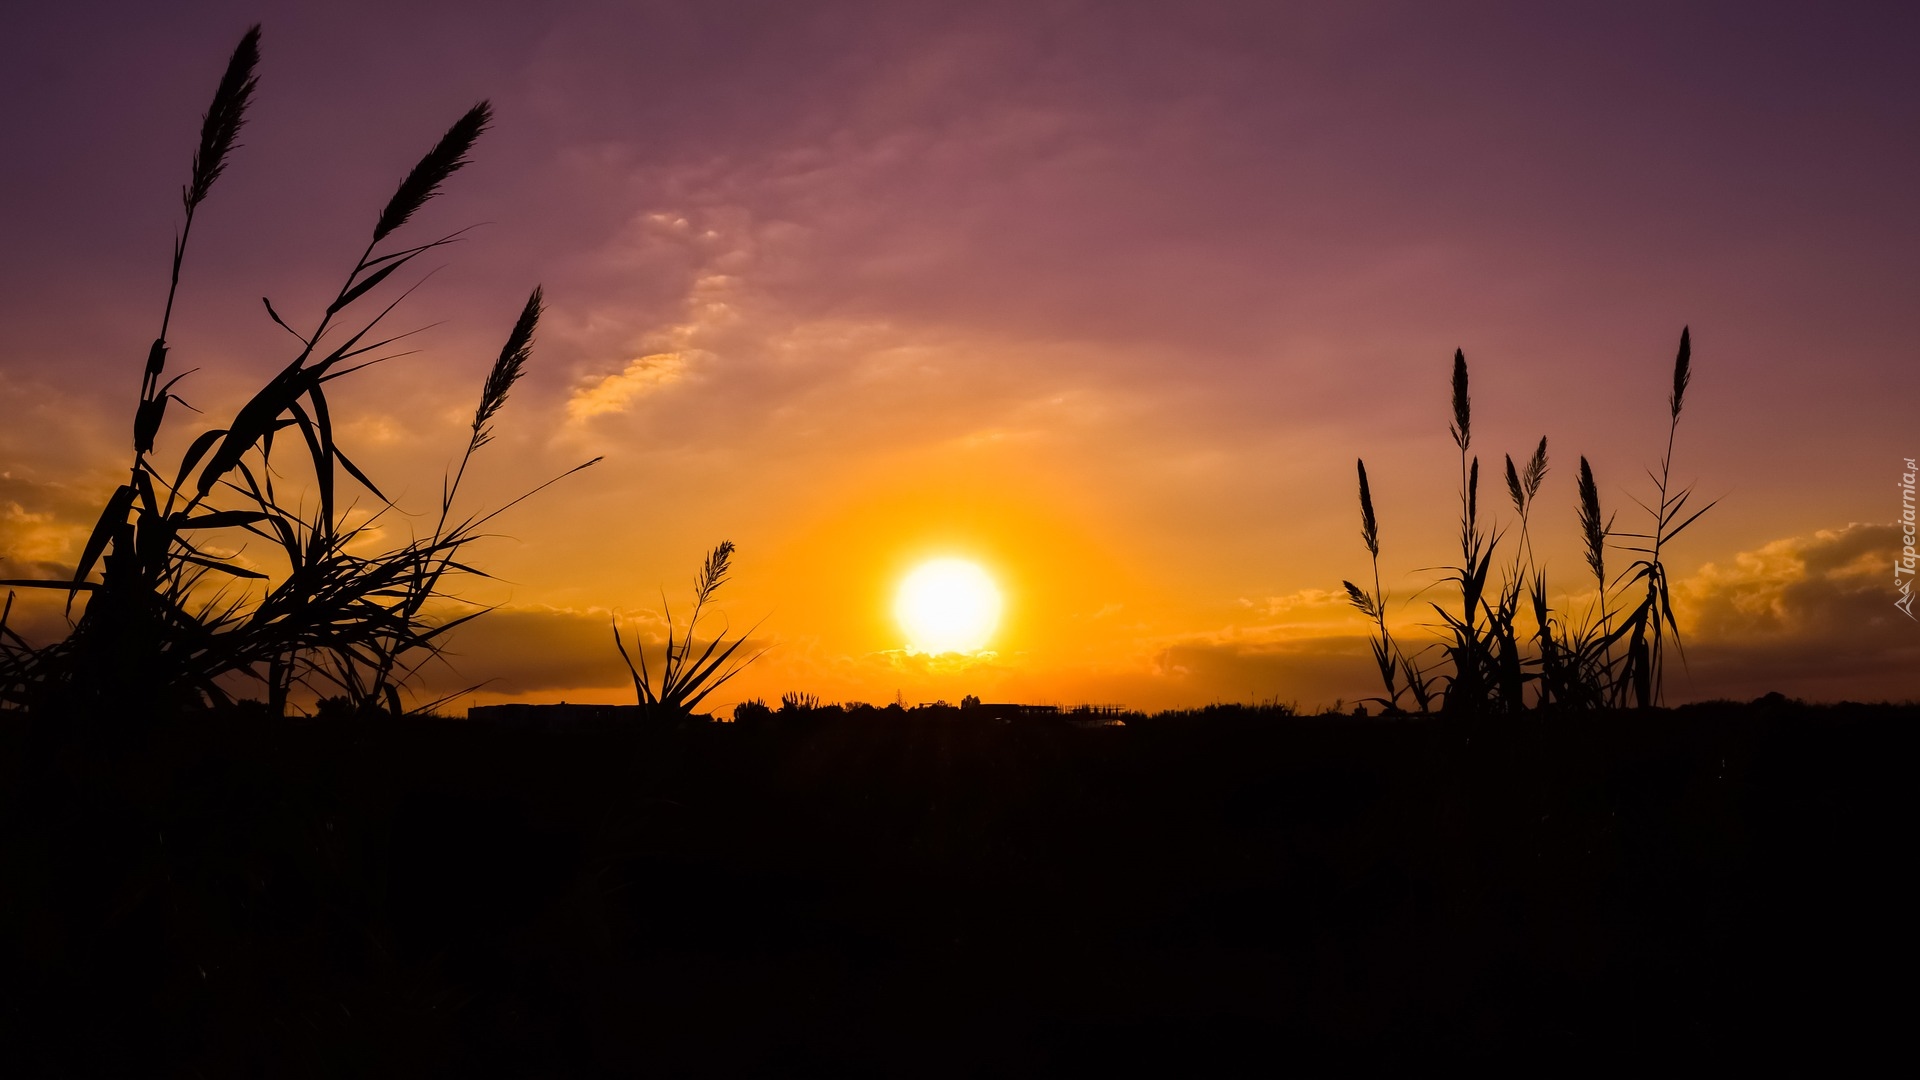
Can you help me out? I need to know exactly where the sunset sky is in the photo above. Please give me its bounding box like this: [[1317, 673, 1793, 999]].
[[2, 1, 1916, 711]]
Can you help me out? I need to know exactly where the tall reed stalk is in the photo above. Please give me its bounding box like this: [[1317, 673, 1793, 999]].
[[1606, 328, 1717, 707], [1497, 438, 1548, 708], [1342, 460, 1437, 712], [1343, 460, 1402, 711], [1434, 350, 1497, 714]]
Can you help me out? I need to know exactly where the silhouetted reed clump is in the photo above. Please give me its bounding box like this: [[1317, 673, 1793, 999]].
[[1344, 329, 1715, 714], [614, 541, 765, 721], [0, 26, 595, 723]]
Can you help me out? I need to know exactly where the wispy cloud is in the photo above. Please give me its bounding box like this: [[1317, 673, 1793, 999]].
[[566, 351, 691, 420]]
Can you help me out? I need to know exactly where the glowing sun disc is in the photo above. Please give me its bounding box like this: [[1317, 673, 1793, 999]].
[[895, 559, 1002, 654]]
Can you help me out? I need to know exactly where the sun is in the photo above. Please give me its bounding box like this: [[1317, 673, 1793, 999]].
[[895, 558, 1002, 655]]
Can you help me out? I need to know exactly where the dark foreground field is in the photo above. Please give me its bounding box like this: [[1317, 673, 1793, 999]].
[[0, 698, 1907, 1075]]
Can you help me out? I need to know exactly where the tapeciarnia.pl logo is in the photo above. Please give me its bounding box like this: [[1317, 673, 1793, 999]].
[[1898, 457, 1917, 619]]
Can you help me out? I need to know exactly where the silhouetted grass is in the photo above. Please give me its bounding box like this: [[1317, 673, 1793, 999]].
[[1346, 331, 1715, 713], [1343, 462, 1394, 702], [0, 27, 595, 722], [1530, 456, 1619, 709], [1606, 328, 1717, 707], [614, 541, 765, 720]]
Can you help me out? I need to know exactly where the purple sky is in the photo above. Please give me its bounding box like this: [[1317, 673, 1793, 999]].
[[3, 1, 1916, 708]]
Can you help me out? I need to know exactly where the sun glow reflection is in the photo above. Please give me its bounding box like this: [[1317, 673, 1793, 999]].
[[895, 558, 1002, 654]]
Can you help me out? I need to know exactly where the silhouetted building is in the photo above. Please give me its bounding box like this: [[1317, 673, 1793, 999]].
[[961, 702, 1061, 723], [469, 702, 644, 729]]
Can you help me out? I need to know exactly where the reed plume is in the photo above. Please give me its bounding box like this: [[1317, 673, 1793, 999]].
[[374, 102, 491, 243], [442, 287, 542, 522], [1577, 456, 1606, 586], [696, 540, 736, 605], [1449, 348, 1470, 452], [472, 287, 541, 451], [185, 25, 261, 212], [1358, 458, 1379, 558], [1466, 456, 1479, 537], [1669, 325, 1691, 419], [1342, 581, 1377, 618], [1499, 440, 1547, 557]]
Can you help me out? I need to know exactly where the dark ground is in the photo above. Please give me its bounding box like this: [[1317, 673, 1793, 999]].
[[0, 698, 1907, 1076]]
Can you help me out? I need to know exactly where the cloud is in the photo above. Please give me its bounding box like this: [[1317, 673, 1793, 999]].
[[420, 603, 779, 709], [0, 467, 104, 581], [1667, 522, 1920, 702], [1237, 587, 1352, 624], [565, 352, 691, 421], [554, 208, 772, 426], [416, 605, 628, 698], [1, 500, 71, 574], [1142, 636, 1380, 710], [1062, 591, 1385, 710], [1678, 522, 1902, 637]]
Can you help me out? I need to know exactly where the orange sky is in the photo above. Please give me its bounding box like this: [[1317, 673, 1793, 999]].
[[2, 2, 1916, 711]]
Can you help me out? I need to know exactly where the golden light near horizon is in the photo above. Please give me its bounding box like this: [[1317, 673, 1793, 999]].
[[894, 558, 1003, 655]]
